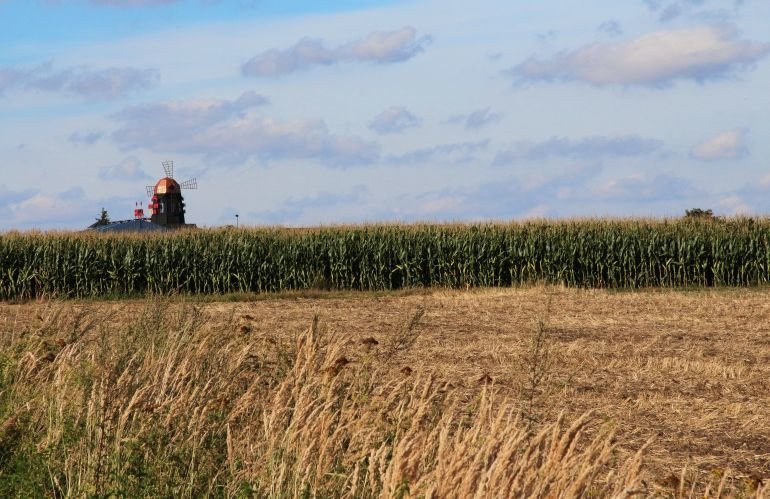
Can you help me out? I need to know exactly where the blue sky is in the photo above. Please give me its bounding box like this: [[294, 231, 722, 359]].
[[1, 0, 769, 229]]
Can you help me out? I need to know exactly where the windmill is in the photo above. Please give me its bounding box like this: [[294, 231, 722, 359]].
[[146, 161, 197, 227]]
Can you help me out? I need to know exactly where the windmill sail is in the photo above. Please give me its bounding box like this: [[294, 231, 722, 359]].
[[180, 178, 198, 190], [162, 160, 174, 178]]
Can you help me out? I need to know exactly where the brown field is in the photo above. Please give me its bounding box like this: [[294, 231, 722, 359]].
[[1, 287, 769, 496]]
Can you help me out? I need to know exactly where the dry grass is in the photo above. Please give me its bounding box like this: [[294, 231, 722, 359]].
[[0, 287, 769, 497]]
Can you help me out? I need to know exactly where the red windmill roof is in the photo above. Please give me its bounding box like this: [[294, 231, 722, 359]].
[[154, 177, 181, 195]]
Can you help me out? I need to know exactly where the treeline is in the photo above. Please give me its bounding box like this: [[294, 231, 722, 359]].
[[1, 219, 769, 298]]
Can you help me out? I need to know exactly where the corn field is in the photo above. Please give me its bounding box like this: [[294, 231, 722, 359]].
[[1, 219, 769, 299]]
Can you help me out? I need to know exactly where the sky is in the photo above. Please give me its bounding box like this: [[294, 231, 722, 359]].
[[1, 0, 769, 229]]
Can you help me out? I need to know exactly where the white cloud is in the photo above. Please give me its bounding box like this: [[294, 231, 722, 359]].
[[507, 25, 770, 87], [99, 156, 150, 181], [494, 135, 664, 164], [368, 106, 421, 134], [643, 0, 747, 22], [111, 92, 379, 166], [241, 27, 432, 77], [520, 204, 552, 219], [385, 140, 489, 165], [690, 128, 748, 161], [716, 195, 751, 215], [0, 183, 145, 229], [446, 108, 502, 130], [0, 62, 159, 99], [594, 173, 700, 202], [376, 163, 604, 222], [112, 91, 268, 142], [69, 131, 103, 146], [251, 185, 368, 224], [0, 185, 37, 211], [598, 20, 624, 37], [0, 191, 88, 228]]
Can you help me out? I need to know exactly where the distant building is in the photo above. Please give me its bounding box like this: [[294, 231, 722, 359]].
[[87, 218, 170, 233], [85, 160, 197, 233]]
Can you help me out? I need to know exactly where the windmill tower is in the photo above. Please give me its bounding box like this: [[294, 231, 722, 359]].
[[146, 161, 197, 227]]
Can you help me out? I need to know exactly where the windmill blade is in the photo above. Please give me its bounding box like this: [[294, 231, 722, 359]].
[[146, 185, 155, 198], [180, 178, 198, 190], [162, 160, 174, 178]]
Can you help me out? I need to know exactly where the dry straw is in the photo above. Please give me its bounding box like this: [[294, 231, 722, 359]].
[[0, 300, 766, 497]]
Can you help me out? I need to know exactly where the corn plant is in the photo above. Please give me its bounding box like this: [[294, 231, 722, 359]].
[[1, 218, 769, 299]]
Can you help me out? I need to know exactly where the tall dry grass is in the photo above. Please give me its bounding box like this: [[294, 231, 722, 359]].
[[0, 300, 764, 497]]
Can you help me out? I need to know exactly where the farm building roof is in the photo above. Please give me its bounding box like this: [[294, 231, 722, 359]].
[[87, 219, 170, 233]]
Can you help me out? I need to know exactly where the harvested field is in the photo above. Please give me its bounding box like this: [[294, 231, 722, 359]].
[[1, 287, 769, 496]]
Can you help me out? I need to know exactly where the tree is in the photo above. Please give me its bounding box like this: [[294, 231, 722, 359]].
[[684, 208, 714, 220], [94, 208, 111, 226]]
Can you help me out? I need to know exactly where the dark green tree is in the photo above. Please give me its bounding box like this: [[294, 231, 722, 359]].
[[94, 208, 111, 226], [684, 208, 714, 220]]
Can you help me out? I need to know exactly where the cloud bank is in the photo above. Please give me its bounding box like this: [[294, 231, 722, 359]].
[[69, 131, 103, 146], [253, 185, 368, 224], [507, 25, 769, 87], [386, 140, 490, 165], [691, 128, 749, 161], [99, 156, 150, 181], [446, 108, 502, 130], [111, 91, 379, 166], [595, 173, 700, 202], [0, 62, 159, 99], [494, 135, 664, 164], [0, 185, 91, 229], [368, 106, 421, 134], [241, 27, 432, 77], [643, 0, 747, 22], [598, 20, 624, 37]]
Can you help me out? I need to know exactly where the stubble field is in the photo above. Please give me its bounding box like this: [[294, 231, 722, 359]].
[[1, 287, 768, 496]]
